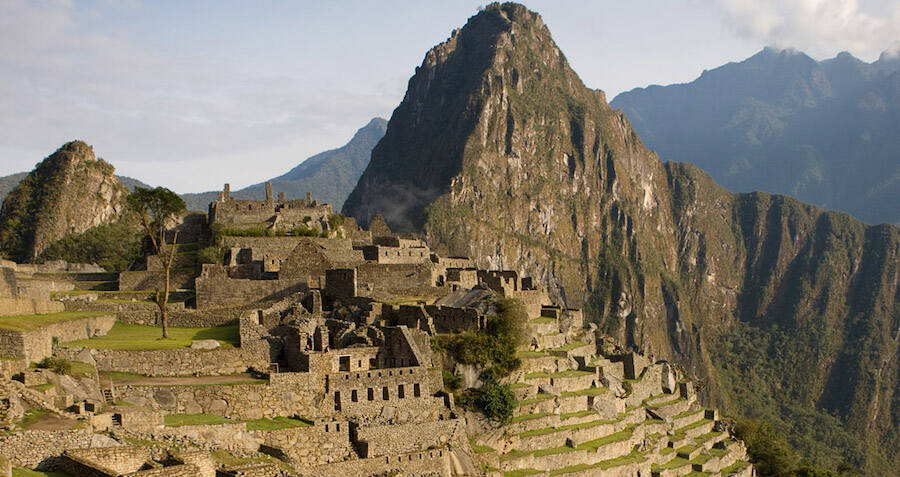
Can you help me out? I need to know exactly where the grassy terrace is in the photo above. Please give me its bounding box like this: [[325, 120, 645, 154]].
[[64, 322, 239, 350], [516, 350, 548, 359], [511, 412, 550, 423], [517, 393, 554, 407], [12, 469, 71, 477], [548, 449, 646, 475], [518, 416, 620, 438], [721, 461, 751, 475], [164, 413, 310, 430], [0, 311, 106, 332], [672, 408, 704, 420], [559, 410, 595, 421], [652, 456, 690, 471], [673, 418, 713, 438], [524, 370, 593, 380], [560, 387, 607, 398]]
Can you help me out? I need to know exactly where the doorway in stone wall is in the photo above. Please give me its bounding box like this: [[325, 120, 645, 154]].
[[339, 355, 350, 371]]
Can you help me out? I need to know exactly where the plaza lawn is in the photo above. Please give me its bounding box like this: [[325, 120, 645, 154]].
[[0, 311, 106, 332], [64, 322, 239, 350], [243, 417, 311, 431], [12, 469, 72, 477]]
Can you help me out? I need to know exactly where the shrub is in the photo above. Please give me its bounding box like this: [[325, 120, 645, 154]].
[[328, 213, 346, 229], [474, 380, 515, 424], [292, 225, 319, 237], [197, 246, 223, 265], [37, 357, 71, 375], [442, 370, 462, 392], [38, 214, 143, 271]]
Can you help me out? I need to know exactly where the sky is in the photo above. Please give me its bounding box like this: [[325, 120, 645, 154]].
[[2, 0, 899, 193]]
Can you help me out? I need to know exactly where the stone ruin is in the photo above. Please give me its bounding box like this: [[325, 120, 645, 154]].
[[0, 190, 755, 477]]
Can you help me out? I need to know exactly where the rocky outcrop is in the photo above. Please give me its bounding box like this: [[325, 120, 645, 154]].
[[343, 3, 898, 473], [0, 141, 127, 262]]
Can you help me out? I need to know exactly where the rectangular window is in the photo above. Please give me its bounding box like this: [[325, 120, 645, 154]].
[[413, 383, 421, 397], [398, 384, 405, 399], [333, 391, 341, 411], [382, 386, 389, 400], [367, 388, 374, 401], [351, 390, 358, 402]]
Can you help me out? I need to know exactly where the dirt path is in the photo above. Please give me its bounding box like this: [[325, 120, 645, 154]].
[[102, 373, 264, 386]]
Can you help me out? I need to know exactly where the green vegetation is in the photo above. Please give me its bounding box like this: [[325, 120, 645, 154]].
[[64, 322, 239, 350], [39, 214, 143, 271], [243, 417, 311, 431], [127, 186, 186, 339], [164, 413, 231, 427], [442, 369, 462, 392], [734, 419, 854, 477], [466, 380, 516, 424], [17, 408, 50, 429], [510, 412, 549, 423], [327, 213, 345, 228], [291, 224, 319, 237], [432, 298, 528, 380], [0, 311, 106, 332], [36, 357, 71, 375]]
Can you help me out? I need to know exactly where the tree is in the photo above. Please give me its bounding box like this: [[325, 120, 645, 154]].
[[127, 187, 185, 338]]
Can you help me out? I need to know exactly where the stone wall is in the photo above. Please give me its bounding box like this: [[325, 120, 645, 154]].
[[357, 262, 435, 293], [355, 418, 466, 458], [119, 270, 197, 291], [0, 297, 63, 317], [0, 454, 9, 477], [424, 305, 481, 333], [59, 446, 150, 476], [310, 447, 449, 477], [327, 366, 448, 425], [0, 429, 106, 469], [0, 313, 114, 362], [0, 358, 27, 380], [195, 265, 307, 309], [62, 300, 243, 327], [114, 372, 323, 420], [65, 346, 267, 377], [250, 420, 353, 466]]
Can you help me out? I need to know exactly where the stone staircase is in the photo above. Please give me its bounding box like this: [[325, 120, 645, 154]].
[[474, 316, 754, 477]]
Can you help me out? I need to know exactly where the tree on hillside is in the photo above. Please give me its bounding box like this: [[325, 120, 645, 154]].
[[127, 187, 185, 338]]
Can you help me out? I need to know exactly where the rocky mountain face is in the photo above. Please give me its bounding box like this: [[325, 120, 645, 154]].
[[611, 47, 900, 225], [182, 118, 387, 211], [344, 3, 898, 473], [0, 172, 149, 205], [0, 141, 128, 262]]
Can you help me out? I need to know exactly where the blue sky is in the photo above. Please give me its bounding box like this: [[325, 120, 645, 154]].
[[2, 0, 898, 193]]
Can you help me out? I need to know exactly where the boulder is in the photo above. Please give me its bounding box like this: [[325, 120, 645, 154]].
[[600, 374, 626, 398], [661, 362, 677, 394], [539, 383, 560, 396], [191, 339, 220, 350], [590, 394, 624, 419]]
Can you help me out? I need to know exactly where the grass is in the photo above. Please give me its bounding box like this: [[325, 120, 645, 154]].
[[525, 370, 593, 380], [517, 393, 554, 406], [510, 412, 550, 423], [576, 425, 634, 451], [244, 417, 311, 431], [549, 449, 646, 474], [518, 417, 620, 439], [209, 449, 296, 474], [559, 410, 596, 420], [503, 470, 543, 477], [28, 383, 54, 392], [468, 437, 495, 454], [659, 456, 691, 469], [516, 350, 548, 358], [673, 419, 713, 438], [164, 413, 232, 427], [673, 408, 703, 420], [18, 409, 50, 429], [560, 387, 607, 397], [64, 322, 239, 350], [721, 461, 751, 475], [100, 370, 146, 381], [0, 311, 106, 332]]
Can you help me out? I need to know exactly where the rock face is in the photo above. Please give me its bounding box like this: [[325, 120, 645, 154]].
[[344, 3, 899, 473], [0, 141, 127, 262]]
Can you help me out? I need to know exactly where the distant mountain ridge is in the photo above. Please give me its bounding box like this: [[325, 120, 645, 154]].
[[181, 118, 387, 211], [611, 46, 900, 225]]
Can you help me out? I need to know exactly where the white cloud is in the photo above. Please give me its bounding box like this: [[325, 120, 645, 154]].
[[0, 0, 398, 192], [711, 0, 900, 59]]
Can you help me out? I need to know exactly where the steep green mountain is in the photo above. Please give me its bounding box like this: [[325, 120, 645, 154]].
[[0, 141, 129, 262], [181, 118, 387, 211], [611, 47, 900, 225], [0, 172, 150, 204], [344, 3, 898, 474]]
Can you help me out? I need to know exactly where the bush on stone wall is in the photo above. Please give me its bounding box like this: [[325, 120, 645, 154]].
[[458, 380, 515, 424], [37, 356, 71, 375], [38, 213, 143, 271], [433, 297, 527, 380]]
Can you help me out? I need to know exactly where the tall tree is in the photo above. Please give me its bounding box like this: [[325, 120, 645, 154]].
[[127, 187, 186, 338]]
